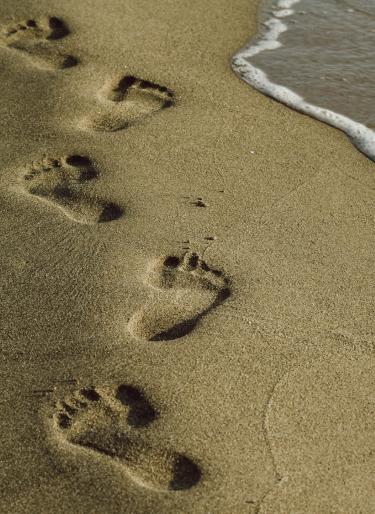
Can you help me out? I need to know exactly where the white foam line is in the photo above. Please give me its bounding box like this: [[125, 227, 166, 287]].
[[231, 0, 375, 161], [277, 0, 299, 7]]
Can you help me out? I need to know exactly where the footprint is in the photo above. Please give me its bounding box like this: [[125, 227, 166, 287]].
[[0, 16, 78, 69], [128, 252, 230, 341], [81, 75, 174, 132], [53, 384, 201, 491], [20, 155, 123, 224]]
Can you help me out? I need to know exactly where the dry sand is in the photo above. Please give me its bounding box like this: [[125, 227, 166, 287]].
[[0, 0, 375, 513]]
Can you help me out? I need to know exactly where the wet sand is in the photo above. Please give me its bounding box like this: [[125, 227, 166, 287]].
[[1, 0, 375, 513]]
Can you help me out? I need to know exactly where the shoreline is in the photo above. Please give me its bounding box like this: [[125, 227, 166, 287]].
[[232, 0, 375, 162]]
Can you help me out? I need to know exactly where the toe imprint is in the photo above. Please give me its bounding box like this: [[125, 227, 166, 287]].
[[3, 16, 69, 41], [52, 384, 201, 491], [128, 252, 231, 341]]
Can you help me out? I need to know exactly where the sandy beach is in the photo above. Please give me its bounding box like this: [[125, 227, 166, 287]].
[[1, 0, 375, 512]]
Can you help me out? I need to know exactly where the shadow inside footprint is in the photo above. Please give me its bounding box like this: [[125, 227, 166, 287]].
[[44, 16, 70, 40], [110, 75, 174, 109], [150, 318, 200, 342], [80, 387, 101, 402], [115, 384, 157, 427], [170, 455, 202, 490], [128, 253, 231, 342], [98, 202, 124, 223], [150, 285, 230, 341]]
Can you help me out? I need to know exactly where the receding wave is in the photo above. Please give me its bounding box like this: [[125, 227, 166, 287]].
[[232, 0, 375, 161]]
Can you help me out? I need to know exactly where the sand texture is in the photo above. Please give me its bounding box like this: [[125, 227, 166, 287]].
[[1, 0, 375, 513]]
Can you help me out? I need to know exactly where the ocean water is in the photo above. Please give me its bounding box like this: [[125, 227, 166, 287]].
[[232, 0, 375, 160]]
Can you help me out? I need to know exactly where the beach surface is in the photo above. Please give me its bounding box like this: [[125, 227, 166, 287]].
[[1, 0, 375, 512]]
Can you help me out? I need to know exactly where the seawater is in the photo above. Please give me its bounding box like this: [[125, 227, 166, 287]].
[[232, 0, 375, 161]]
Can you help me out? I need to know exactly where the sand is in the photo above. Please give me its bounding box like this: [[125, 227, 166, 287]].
[[0, 0, 374, 513]]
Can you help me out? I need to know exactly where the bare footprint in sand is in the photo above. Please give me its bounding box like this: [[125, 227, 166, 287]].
[[128, 253, 230, 341], [19, 155, 123, 224], [81, 75, 174, 132], [53, 384, 201, 491], [0, 16, 78, 69]]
